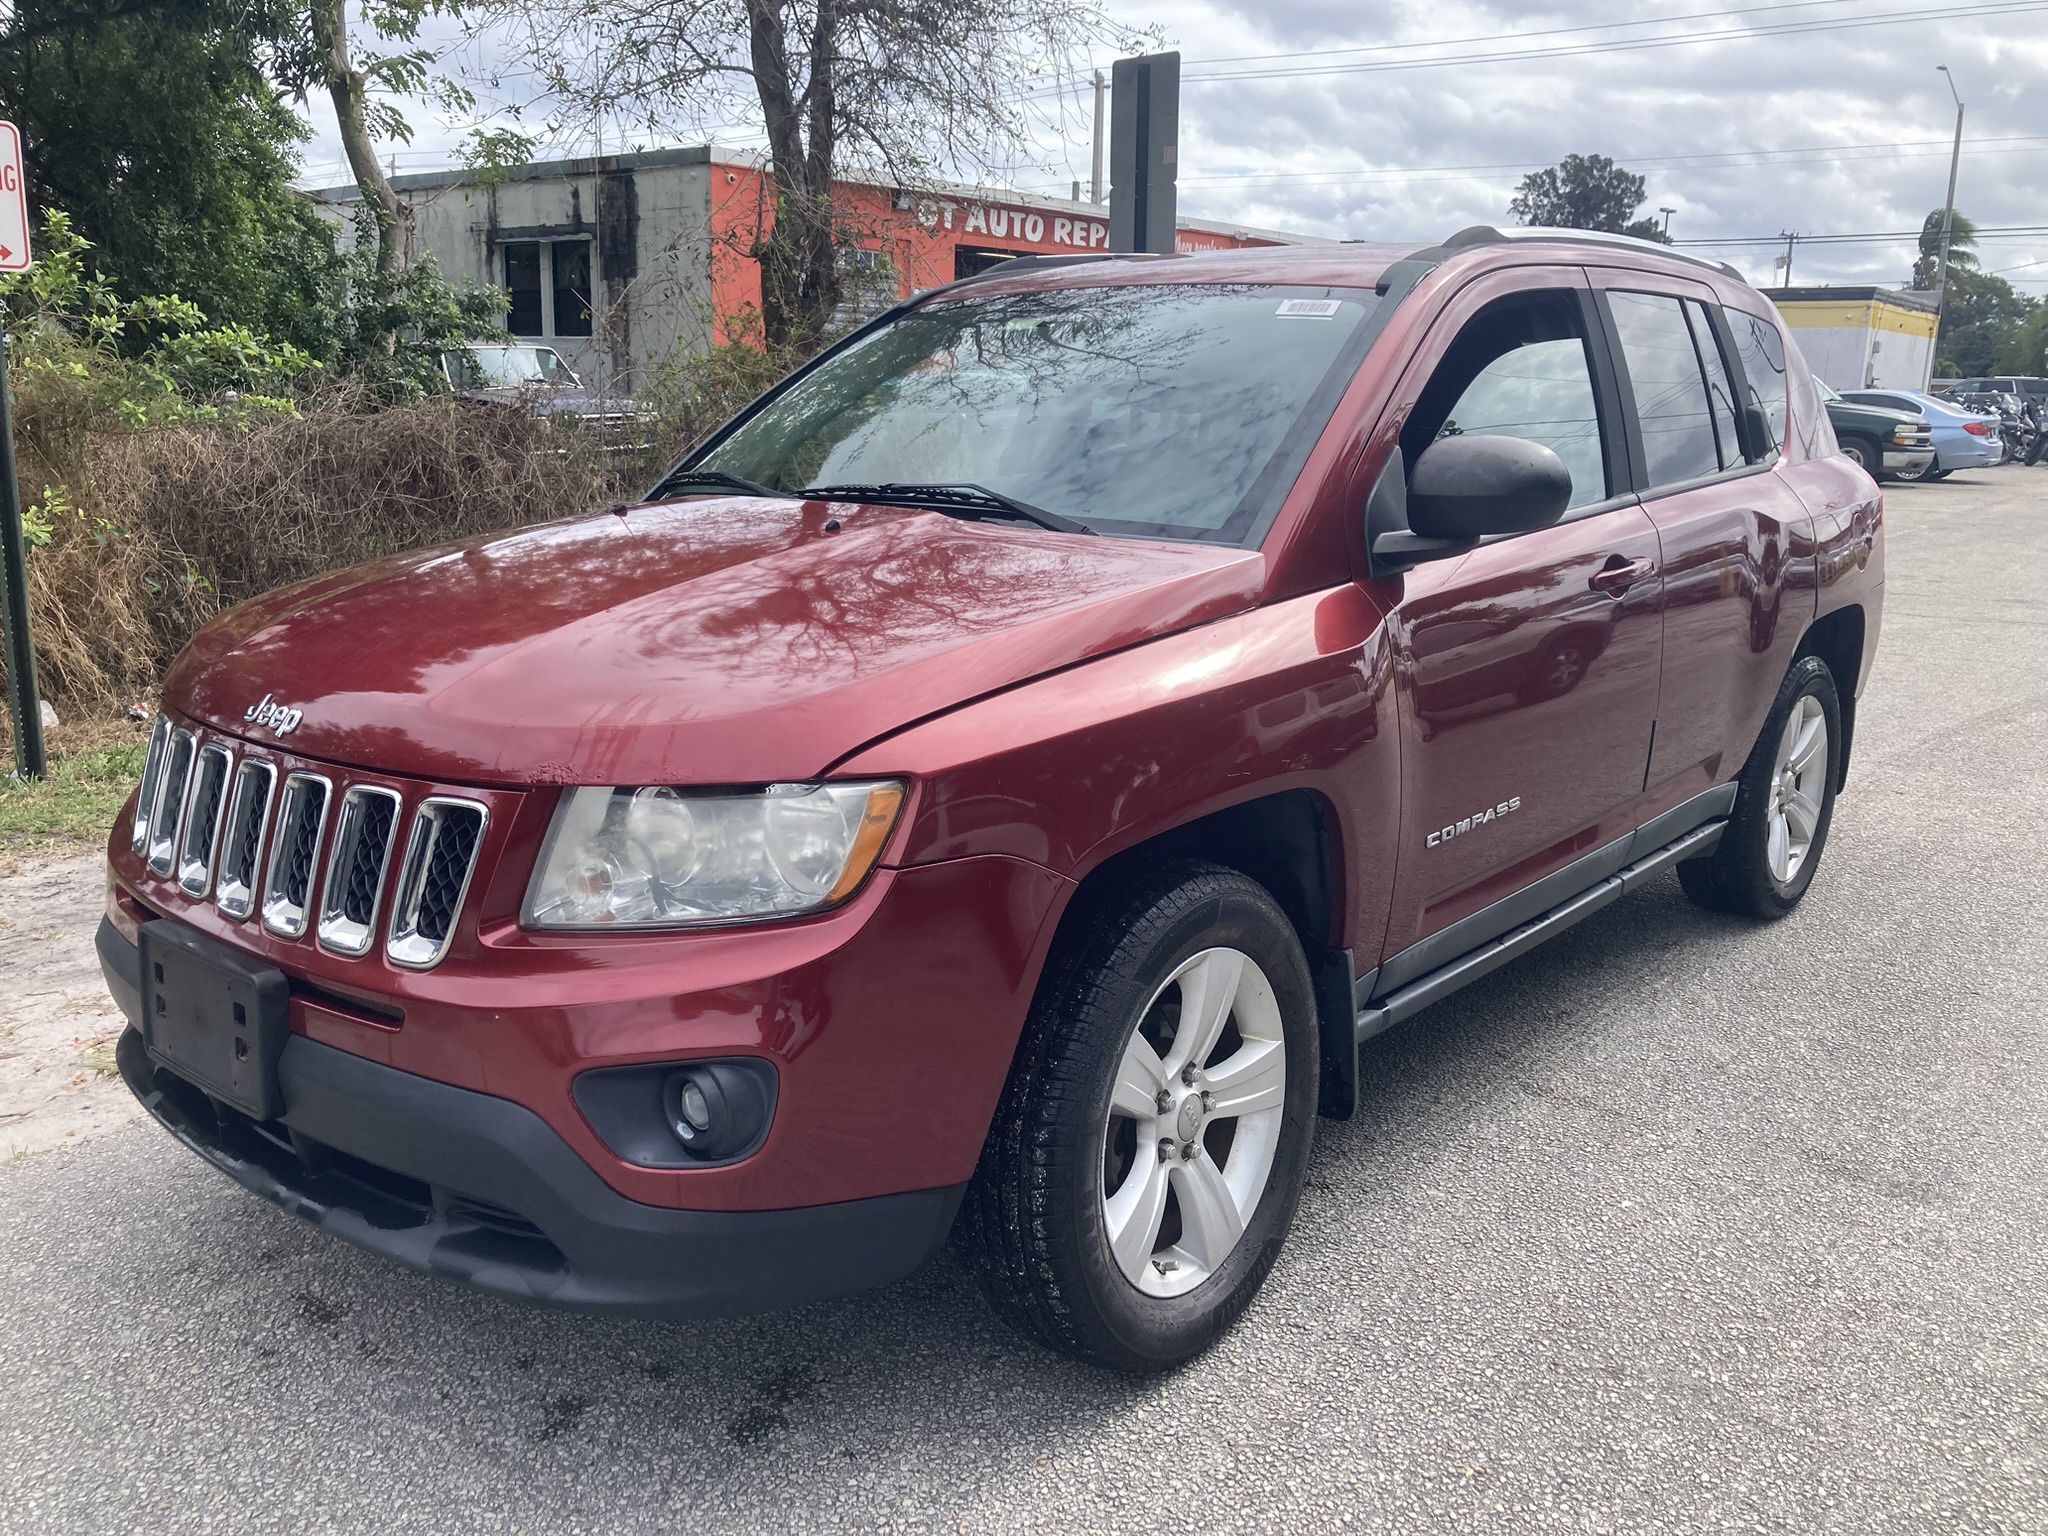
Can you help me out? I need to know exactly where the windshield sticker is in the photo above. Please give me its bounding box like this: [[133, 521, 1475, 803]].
[[1275, 299, 1343, 318]]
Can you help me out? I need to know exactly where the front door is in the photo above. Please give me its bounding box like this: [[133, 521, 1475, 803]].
[[1371, 272, 1664, 976]]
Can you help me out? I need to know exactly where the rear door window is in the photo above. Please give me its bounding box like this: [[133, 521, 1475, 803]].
[[1726, 309, 1789, 459], [1684, 300, 1743, 469], [1607, 291, 1721, 486]]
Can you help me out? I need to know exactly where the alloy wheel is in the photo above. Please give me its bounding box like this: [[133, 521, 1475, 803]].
[[1767, 693, 1828, 884], [1101, 947, 1287, 1298]]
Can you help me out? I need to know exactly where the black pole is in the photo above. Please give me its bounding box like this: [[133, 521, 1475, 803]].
[[0, 329, 46, 781]]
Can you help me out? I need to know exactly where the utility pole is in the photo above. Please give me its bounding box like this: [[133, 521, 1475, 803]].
[[1779, 230, 1799, 286], [1932, 64, 1965, 386], [1089, 70, 1107, 204]]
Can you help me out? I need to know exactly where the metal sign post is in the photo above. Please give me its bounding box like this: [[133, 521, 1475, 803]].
[[1107, 52, 1180, 256], [0, 119, 43, 780]]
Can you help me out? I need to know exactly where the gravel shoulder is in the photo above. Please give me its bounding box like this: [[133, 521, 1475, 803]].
[[0, 851, 141, 1160]]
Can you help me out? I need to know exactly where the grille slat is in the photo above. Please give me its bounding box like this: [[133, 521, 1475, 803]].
[[261, 773, 332, 939], [386, 799, 488, 971], [317, 786, 401, 956], [131, 716, 171, 855], [146, 731, 196, 877], [215, 760, 278, 921], [175, 745, 233, 897]]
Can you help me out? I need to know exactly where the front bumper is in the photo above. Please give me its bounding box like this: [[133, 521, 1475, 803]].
[[101, 919, 963, 1317], [1881, 445, 1935, 477]]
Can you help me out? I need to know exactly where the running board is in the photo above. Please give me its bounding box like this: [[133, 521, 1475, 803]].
[[1356, 821, 1726, 1043]]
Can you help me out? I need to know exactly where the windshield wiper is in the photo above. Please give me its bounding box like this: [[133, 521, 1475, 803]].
[[645, 468, 796, 502], [797, 482, 1094, 535]]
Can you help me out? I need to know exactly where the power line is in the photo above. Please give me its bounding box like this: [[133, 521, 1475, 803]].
[[1175, 2, 2048, 86]]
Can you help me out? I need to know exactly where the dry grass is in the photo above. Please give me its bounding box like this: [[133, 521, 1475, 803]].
[[4, 396, 636, 711]]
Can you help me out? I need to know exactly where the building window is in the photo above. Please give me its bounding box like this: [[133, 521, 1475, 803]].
[[501, 238, 595, 338], [504, 242, 543, 335], [552, 242, 593, 338]]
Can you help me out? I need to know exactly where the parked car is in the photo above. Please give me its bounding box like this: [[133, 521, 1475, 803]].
[[102, 228, 1883, 1372], [1816, 380, 1933, 479], [1838, 388, 2004, 478], [1937, 374, 2048, 403], [441, 342, 652, 451]]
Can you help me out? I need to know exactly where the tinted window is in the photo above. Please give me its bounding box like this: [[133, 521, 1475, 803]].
[[1727, 308, 1789, 458], [1686, 301, 1743, 469], [694, 284, 1378, 544], [1860, 393, 1920, 413], [552, 242, 593, 339], [503, 242, 543, 335], [1608, 292, 1720, 486], [1402, 289, 1610, 511]]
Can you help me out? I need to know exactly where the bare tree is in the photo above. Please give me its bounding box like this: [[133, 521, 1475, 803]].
[[471, 0, 1135, 350]]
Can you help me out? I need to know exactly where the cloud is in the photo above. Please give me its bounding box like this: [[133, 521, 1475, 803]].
[[298, 0, 2048, 290]]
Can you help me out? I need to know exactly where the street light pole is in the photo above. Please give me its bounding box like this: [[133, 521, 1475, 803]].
[[1090, 69, 1106, 204], [1931, 64, 1965, 385], [1659, 206, 1675, 236]]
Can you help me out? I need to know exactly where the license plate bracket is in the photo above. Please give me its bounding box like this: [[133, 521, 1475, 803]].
[[139, 921, 291, 1121]]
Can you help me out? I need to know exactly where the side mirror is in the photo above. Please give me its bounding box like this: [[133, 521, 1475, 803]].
[[1405, 434, 1573, 541]]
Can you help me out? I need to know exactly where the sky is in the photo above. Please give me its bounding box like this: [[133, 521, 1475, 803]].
[[295, 0, 2048, 292]]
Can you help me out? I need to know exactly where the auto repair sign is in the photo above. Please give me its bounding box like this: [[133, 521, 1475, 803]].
[[0, 122, 30, 271]]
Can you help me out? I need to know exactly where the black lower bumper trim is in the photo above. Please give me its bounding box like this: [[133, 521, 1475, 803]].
[[102, 919, 963, 1318]]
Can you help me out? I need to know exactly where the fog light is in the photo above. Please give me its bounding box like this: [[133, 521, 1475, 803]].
[[659, 1062, 775, 1162], [573, 1057, 779, 1170]]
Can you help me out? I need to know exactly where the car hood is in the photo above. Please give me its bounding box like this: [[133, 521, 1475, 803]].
[[164, 498, 1264, 787], [458, 386, 645, 416], [1827, 399, 1919, 425]]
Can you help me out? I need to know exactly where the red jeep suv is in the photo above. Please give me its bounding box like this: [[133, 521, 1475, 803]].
[[101, 228, 1882, 1372]]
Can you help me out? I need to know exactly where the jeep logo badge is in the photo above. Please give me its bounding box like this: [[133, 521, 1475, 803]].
[[243, 693, 305, 738]]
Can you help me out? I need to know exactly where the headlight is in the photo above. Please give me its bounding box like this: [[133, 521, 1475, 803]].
[[524, 781, 905, 930]]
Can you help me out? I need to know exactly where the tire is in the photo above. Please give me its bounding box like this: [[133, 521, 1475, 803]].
[[957, 861, 1320, 1373], [1678, 655, 1842, 919], [2027, 430, 2048, 467], [1838, 435, 1881, 476], [1927, 467, 1952, 480]]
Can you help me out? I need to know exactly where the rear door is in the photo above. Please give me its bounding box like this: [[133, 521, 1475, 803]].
[[1586, 272, 1817, 817], [1370, 267, 1665, 975]]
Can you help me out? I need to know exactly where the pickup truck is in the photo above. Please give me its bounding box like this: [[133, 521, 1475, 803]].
[[1817, 379, 1934, 480], [102, 227, 1883, 1372]]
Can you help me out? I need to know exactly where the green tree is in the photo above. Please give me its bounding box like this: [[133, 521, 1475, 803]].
[[0, 0, 341, 354], [472, 0, 1131, 351], [1911, 209, 1979, 290], [1509, 153, 1673, 243]]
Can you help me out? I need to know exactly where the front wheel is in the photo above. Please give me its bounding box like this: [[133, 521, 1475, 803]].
[[1837, 435, 1881, 476], [1679, 655, 1842, 919], [958, 863, 1319, 1372]]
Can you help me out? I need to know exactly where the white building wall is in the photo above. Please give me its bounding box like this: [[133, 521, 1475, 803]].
[[314, 153, 718, 390]]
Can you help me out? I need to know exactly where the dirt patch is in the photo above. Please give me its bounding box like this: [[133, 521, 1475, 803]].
[[0, 852, 141, 1158]]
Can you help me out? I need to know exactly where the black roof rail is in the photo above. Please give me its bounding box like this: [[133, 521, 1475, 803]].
[[1435, 224, 1746, 283]]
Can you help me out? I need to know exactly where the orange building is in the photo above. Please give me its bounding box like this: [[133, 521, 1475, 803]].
[[316, 145, 1317, 385]]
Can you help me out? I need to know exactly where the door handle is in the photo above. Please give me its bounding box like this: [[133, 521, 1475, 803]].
[[1589, 555, 1655, 596]]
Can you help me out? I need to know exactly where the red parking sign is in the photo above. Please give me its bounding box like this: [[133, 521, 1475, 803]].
[[0, 122, 30, 272]]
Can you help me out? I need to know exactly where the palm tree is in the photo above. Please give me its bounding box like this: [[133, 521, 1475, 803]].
[[1912, 209, 1980, 290]]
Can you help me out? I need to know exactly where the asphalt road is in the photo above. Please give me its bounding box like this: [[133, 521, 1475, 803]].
[[3, 471, 2045, 1535]]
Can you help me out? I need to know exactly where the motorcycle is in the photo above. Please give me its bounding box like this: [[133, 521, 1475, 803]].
[[1952, 391, 2035, 463]]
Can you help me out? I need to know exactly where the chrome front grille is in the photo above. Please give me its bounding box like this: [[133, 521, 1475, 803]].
[[387, 799, 488, 971], [176, 744, 233, 897], [317, 786, 402, 956], [215, 759, 277, 920], [128, 717, 491, 968], [261, 773, 332, 939]]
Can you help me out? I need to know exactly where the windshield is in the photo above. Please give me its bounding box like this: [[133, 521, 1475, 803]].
[[445, 346, 578, 389], [689, 283, 1380, 543]]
